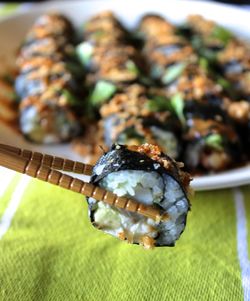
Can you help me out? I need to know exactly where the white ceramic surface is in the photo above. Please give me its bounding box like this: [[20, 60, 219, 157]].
[[0, 0, 249, 191]]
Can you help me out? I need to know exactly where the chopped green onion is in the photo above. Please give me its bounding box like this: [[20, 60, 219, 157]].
[[162, 63, 186, 84], [76, 42, 93, 66], [92, 30, 105, 39], [204, 134, 224, 151], [217, 77, 231, 90], [170, 93, 185, 126], [146, 96, 171, 112], [61, 89, 80, 106], [89, 81, 117, 106], [211, 26, 232, 45], [216, 76, 237, 98], [126, 60, 139, 76], [199, 57, 209, 71]]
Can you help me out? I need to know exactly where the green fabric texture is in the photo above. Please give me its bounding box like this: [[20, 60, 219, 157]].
[[0, 176, 249, 301]]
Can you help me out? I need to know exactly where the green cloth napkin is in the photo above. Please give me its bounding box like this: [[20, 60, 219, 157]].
[[0, 4, 250, 301], [0, 172, 249, 301]]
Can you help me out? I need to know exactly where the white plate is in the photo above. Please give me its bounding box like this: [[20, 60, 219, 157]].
[[0, 0, 249, 191]]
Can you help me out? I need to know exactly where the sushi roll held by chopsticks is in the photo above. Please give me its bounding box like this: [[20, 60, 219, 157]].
[[0, 142, 192, 249], [88, 143, 192, 249]]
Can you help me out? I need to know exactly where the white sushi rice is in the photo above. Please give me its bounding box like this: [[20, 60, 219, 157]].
[[101, 171, 164, 205], [90, 170, 189, 246], [20, 106, 79, 143]]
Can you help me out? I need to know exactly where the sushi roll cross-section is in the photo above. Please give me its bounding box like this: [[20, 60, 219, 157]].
[[88, 143, 191, 249], [100, 84, 182, 159]]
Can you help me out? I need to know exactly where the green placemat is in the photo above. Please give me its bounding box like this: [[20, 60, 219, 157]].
[[0, 177, 249, 300]]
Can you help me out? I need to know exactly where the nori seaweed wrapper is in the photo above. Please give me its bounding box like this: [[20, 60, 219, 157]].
[[91, 144, 188, 196]]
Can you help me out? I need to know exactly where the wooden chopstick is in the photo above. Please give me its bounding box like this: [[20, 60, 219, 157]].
[[0, 148, 165, 221], [0, 143, 93, 175]]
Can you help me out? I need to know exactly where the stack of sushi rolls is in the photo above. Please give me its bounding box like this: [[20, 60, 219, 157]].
[[77, 11, 146, 110], [16, 13, 83, 144], [138, 14, 198, 85], [165, 65, 241, 171], [226, 99, 250, 160], [217, 40, 250, 101], [17, 14, 76, 64], [186, 15, 233, 63], [186, 15, 250, 159], [138, 14, 243, 172], [186, 15, 250, 99], [99, 84, 182, 159], [88, 143, 192, 248], [183, 115, 241, 171]]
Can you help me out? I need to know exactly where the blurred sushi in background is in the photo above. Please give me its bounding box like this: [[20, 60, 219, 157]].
[[15, 13, 83, 144], [138, 14, 198, 85], [184, 14, 250, 160], [100, 84, 182, 159], [10, 10, 250, 174], [76, 11, 148, 114]]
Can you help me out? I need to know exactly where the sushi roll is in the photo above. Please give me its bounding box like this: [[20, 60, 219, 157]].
[[186, 15, 233, 62], [83, 45, 144, 110], [153, 62, 242, 171], [185, 15, 250, 99], [16, 13, 83, 143], [17, 14, 76, 67], [183, 117, 241, 172], [79, 45, 142, 82], [17, 36, 75, 65], [82, 11, 128, 47], [25, 13, 75, 43], [100, 84, 182, 159], [77, 11, 129, 71], [164, 63, 223, 100], [227, 100, 250, 159], [217, 40, 250, 101], [15, 59, 79, 99], [88, 143, 191, 248], [77, 12, 147, 110], [138, 14, 198, 85], [138, 14, 174, 39], [19, 86, 81, 144]]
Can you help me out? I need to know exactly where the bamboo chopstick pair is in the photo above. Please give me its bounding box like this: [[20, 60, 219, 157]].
[[0, 143, 165, 222]]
